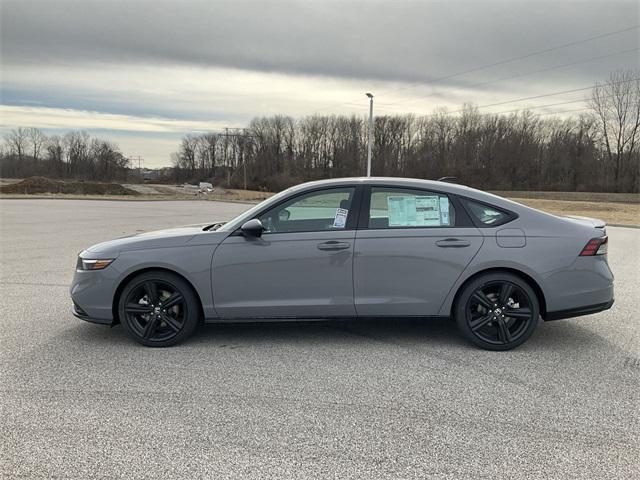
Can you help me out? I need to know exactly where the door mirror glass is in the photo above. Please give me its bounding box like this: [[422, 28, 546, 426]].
[[240, 219, 264, 237]]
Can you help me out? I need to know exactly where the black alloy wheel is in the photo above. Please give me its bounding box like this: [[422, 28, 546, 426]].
[[455, 272, 539, 351], [119, 271, 199, 347]]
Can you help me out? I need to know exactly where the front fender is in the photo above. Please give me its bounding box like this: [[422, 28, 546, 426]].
[[113, 245, 217, 319]]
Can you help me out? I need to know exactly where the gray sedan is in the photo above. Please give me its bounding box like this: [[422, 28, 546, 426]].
[[70, 177, 614, 350]]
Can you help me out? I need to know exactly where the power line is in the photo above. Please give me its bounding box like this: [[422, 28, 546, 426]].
[[488, 97, 592, 115], [373, 78, 639, 116], [311, 24, 639, 114], [378, 47, 638, 108], [534, 103, 640, 117], [405, 91, 622, 117], [384, 25, 640, 99], [443, 76, 640, 114], [535, 107, 594, 116], [369, 77, 638, 120]]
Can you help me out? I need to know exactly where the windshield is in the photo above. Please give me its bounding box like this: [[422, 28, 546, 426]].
[[217, 187, 297, 232]]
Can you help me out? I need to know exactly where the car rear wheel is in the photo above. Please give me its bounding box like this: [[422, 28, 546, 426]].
[[118, 271, 199, 347], [454, 272, 539, 351]]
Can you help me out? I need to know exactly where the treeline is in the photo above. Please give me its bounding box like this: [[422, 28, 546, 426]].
[[172, 70, 640, 193], [0, 129, 133, 182], [2, 71, 638, 193]]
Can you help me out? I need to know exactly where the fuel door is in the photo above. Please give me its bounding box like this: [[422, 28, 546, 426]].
[[496, 228, 526, 248]]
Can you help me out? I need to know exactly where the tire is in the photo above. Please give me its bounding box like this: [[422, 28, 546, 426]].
[[118, 271, 200, 347], [454, 272, 540, 351]]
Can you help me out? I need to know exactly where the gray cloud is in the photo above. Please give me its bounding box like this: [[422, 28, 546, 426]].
[[2, 0, 638, 86]]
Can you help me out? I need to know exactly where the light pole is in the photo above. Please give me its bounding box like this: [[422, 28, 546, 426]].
[[366, 92, 374, 176]]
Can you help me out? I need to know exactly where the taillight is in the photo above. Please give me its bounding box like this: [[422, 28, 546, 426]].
[[580, 236, 608, 256]]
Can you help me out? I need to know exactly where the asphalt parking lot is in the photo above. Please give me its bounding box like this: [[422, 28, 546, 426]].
[[1, 199, 638, 479]]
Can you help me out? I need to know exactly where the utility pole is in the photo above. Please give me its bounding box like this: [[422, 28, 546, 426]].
[[242, 129, 248, 191], [129, 156, 143, 178], [224, 128, 230, 185], [366, 93, 374, 176]]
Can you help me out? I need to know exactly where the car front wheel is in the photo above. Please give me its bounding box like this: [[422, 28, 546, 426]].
[[118, 271, 200, 347], [454, 272, 540, 351]]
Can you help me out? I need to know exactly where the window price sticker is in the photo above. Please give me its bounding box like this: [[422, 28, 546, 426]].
[[388, 195, 446, 226], [333, 208, 348, 228]]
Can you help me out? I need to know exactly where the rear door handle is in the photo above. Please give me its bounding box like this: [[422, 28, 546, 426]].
[[436, 238, 471, 248], [317, 241, 351, 251]]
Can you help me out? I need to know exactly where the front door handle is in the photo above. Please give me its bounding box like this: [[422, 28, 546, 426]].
[[317, 241, 351, 251], [436, 238, 471, 248]]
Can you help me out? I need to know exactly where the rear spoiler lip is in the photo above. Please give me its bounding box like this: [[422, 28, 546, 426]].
[[561, 215, 607, 229]]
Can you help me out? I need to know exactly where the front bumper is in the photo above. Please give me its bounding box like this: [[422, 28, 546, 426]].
[[70, 266, 118, 324], [72, 303, 113, 325]]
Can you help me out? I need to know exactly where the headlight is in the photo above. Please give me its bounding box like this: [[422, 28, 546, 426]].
[[76, 257, 114, 271]]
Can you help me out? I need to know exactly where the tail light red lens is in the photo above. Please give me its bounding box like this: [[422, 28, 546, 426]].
[[580, 236, 608, 256]]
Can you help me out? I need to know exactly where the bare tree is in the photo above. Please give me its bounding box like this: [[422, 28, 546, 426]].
[[0, 129, 131, 181], [64, 131, 91, 176], [4, 127, 28, 160], [170, 103, 637, 193], [45, 135, 65, 177], [27, 127, 46, 161], [590, 69, 640, 191]]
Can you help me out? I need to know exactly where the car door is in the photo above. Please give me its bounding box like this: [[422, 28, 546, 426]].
[[354, 186, 483, 316], [212, 186, 360, 319]]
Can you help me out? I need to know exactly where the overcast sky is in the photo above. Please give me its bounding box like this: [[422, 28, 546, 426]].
[[1, 0, 638, 167]]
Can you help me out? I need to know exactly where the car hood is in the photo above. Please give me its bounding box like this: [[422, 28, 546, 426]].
[[85, 223, 226, 255]]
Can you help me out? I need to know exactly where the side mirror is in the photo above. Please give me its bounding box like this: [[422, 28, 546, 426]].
[[240, 219, 264, 238]]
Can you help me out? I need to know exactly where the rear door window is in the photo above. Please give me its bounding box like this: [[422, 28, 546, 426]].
[[368, 187, 455, 229]]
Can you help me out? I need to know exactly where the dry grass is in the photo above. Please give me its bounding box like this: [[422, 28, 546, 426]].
[[508, 197, 639, 226], [492, 190, 640, 204], [0, 177, 138, 196], [225, 189, 274, 201]]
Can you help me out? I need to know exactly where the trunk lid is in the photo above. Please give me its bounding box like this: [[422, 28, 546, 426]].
[[561, 215, 607, 230]]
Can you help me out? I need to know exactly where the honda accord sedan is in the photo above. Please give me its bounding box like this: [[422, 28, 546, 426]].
[[71, 177, 614, 350]]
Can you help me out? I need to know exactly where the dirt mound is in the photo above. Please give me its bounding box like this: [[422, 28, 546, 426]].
[[0, 177, 139, 196]]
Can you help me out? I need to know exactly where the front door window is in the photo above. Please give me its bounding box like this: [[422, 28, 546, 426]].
[[258, 187, 355, 233]]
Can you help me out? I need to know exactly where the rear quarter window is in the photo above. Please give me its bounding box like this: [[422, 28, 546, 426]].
[[461, 199, 514, 227]]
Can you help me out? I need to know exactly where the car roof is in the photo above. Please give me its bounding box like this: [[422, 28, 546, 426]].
[[222, 176, 579, 233], [290, 176, 479, 197], [288, 176, 537, 214]]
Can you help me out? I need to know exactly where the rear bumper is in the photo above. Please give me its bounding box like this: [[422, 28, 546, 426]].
[[542, 254, 614, 318], [545, 298, 614, 321]]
